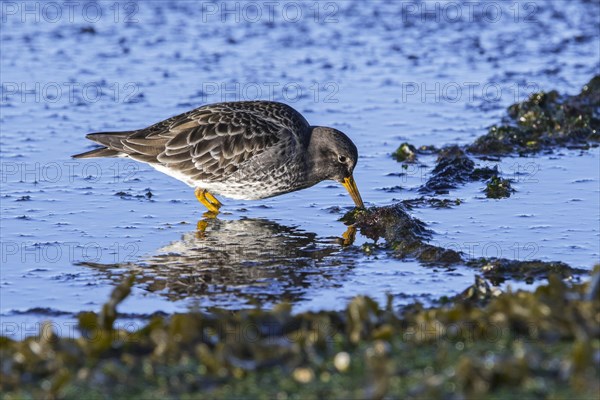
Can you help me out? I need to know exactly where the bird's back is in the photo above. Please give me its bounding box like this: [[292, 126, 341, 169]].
[[74, 101, 312, 187]]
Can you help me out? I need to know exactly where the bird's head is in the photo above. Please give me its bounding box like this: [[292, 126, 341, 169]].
[[307, 126, 364, 208]]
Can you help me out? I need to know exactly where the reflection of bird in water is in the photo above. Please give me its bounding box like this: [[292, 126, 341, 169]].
[[82, 218, 360, 307], [73, 101, 364, 217], [196, 214, 357, 245]]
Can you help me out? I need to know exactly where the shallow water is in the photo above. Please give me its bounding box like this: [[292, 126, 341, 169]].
[[1, 1, 599, 338]]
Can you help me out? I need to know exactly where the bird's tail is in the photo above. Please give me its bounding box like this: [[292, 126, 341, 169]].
[[72, 131, 133, 159], [72, 147, 122, 159]]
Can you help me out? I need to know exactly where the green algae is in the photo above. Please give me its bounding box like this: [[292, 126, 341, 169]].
[[1, 269, 598, 399]]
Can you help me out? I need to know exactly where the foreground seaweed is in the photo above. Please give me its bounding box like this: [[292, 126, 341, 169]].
[[1, 269, 598, 399]]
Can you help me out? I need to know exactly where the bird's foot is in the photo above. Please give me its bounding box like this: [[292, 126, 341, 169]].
[[195, 188, 222, 214]]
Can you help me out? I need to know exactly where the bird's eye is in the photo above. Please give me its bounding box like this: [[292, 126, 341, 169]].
[[338, 155, 347, 163]]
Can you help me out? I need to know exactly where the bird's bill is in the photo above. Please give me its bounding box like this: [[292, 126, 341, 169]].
[[342, 175, 364, 208]]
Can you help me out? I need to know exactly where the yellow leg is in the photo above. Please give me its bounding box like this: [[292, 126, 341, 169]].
[[194, 188, 222, 214]]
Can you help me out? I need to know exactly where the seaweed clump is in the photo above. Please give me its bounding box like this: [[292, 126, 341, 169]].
[[419, 145, 475, 194], [416, 147, 515, 199], [391, 143, 438, 163], [344, 204, 462, 264], [391, 142, 418, 162], [485, 175, 514, 199], [469, 75, 600, 155]]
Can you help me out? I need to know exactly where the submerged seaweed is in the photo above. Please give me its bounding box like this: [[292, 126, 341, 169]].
[[417, 146, 512, 197]]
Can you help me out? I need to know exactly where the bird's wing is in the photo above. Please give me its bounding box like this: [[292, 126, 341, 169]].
[[113, 102, 310, 182]]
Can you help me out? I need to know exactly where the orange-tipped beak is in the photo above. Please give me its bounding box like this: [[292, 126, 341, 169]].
[[342, 175, 364, 208]]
